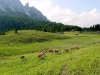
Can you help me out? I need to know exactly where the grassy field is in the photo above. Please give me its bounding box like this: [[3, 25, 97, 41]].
[[0, 30, 100, 75]]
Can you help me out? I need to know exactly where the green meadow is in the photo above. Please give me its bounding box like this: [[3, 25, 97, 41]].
[[0, 30, 100, 75]]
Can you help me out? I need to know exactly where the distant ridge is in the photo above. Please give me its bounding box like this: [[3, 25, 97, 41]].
[[0, 0, 48, 20]]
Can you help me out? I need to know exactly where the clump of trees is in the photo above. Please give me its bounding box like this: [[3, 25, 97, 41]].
[[90, 24, 100, 31]]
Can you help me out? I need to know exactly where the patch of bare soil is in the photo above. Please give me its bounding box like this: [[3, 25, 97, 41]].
[[0, 58, 10, 60], [58, 64, 68, 75]]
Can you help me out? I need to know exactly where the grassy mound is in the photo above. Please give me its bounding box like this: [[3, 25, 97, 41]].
[[0, 30, 69, 44]]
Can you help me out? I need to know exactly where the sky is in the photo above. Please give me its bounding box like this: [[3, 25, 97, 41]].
[[20, 0, 100, 27]]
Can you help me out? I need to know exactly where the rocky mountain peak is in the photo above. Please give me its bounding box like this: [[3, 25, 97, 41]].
[[25, 2, 29, 8], [0, 0, 48, 20]]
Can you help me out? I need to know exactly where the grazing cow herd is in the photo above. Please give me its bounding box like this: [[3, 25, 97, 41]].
[[37, 46, 80, 58], [20, 41, 100, 59], [36, 41, 100, 58]]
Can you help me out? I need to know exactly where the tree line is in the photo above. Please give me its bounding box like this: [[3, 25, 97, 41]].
[[0, 15, 83, 33]]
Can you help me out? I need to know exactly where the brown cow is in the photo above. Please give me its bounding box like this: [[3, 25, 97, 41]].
[[38, 52, 45, 58], [54, 49, 60, 54], [48, 49, 54, 53], [63, 48, 69, 53], [71, 46, 79, 50]]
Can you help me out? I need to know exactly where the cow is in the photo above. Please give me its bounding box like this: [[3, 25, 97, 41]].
[[63, 48, 69, 53], [38, 52, 45, 58], [54, 49, 60, 54], [71, 46, 79, 50], [48, 49, 54, 53], [20, 56, 25, 59], [93, 42, 95, 44]]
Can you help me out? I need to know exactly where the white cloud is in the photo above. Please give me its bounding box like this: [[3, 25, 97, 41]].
[[20, 0, 100, 27], [78, 8, 100, 27], [47, 7, 100, 27]]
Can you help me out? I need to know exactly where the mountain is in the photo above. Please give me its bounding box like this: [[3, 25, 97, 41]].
[[0, 0, 48, 20]]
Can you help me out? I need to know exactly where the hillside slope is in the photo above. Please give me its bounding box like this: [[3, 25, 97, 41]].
[[0, 30, 100, 75]]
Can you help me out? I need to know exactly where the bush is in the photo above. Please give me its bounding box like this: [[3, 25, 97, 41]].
[[0, 31, 6, 35]]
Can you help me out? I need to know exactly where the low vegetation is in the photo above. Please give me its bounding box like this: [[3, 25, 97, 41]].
[[0, 31, 6, 35], [0, 30, 100, 75]]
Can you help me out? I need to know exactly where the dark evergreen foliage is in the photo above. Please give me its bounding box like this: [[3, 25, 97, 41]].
[[89, 24, 100, 31], [0, 15, 83, 32]]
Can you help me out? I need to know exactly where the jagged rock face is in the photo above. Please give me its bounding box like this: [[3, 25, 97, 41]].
[[0, 0, 47, 20], [25, 2, 29, 8], [0, 0, 24, 12]]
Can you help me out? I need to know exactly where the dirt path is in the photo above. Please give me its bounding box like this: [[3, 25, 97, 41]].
[[58, 64, 68, 75], [0, 58, 10, 60]]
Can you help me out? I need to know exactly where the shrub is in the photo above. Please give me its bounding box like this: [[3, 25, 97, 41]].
[[0, 31, 6, 35]]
